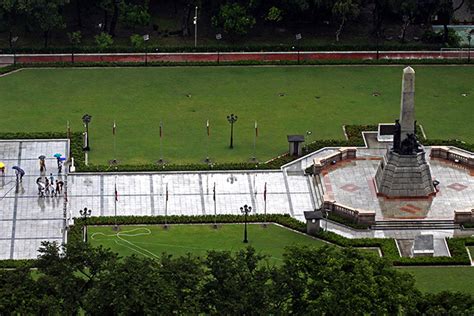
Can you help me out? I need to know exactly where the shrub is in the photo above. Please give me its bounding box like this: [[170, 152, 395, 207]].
[[95, 32, 114, 51]]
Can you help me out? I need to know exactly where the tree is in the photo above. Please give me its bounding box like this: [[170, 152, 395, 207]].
[[202, 247, 273, 314], [35, 240, 118, 314], [120, 1, 150, 30], [332, 0, 360, 42], [273, 246, 421, 314], [212, 3, 256, 38], [68, 31, 82, 46], [394, 0, 418, 42], [95, 32, 114, 51], [25, 0, 69, 47], [266, 6, 283, 25], [130, 34, 145, 48], [0, 0, 23, 48]]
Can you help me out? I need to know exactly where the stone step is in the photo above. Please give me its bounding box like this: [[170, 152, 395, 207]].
[[372, 220, 459, 230]]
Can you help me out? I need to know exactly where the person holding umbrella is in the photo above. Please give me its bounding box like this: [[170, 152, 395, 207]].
[[12, 166, 25, 182], [53, 153, 63, 173], [39, 155, 46, 174], [0, 162, 5, 175]]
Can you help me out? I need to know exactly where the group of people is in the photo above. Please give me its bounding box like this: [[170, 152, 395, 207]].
[[37, 156, 65, 198], [0, 154, 67, 200], [36, 174, 64, 198]]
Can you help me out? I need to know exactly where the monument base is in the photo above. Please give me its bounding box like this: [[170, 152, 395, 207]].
[[375, 150, 436, 198]]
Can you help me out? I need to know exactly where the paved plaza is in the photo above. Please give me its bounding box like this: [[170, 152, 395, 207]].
[[0, 140, 317, 259], [0, 140, 68, 260], [0, 139, 473, 260], [320, 148, 474, 221]]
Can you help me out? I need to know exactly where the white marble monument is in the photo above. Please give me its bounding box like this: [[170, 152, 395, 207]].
[[374, 67, 436, 198]]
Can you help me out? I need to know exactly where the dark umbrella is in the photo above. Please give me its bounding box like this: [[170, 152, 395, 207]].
[[38, 155, 46, 160], [12, 166, 24, 174]]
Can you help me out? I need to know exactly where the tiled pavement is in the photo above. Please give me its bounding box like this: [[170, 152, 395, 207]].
[[0, 140, 317, 259], [322, 150, 474, 220], [67, 171, 316, 222], [0, 140, 68, 260]]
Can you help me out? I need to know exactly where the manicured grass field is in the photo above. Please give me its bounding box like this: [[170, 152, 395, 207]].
[[399, 266, 474, 295], [1, 66, 472, 164], [88, 224, 327, 263]]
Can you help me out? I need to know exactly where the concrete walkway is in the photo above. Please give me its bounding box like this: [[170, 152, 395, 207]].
[[0, 140, 317, 259]]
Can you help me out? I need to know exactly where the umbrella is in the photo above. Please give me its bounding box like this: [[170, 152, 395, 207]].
[[59, 157, 66, 161], [53, 153, 62, 158], [38, 155, 46, 160], [12, 166, 24, 173], [0, 162, 5, 169]]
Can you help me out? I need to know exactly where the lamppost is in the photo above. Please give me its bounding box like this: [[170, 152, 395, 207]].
[[240, 204, 252, 243], [295, 33, 302, 64], [80, 207, 92, 242], [227, 114, 238, 149], [82, 114, 92, 151], [216, 33, 222, 64], [143, 34, 150, 65], [305, 130, 312, 152], [468, 31, 473, 63], [11, 36, 18, 65], [193, 6, 198, 48]]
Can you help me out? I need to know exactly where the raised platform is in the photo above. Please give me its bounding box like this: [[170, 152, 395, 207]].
[[319, 147, 474, 222]]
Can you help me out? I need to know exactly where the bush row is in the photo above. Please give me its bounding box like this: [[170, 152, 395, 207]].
[[0, 43, 445, 54]]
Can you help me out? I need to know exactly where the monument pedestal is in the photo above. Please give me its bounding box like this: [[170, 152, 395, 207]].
[[375, 150, 435, 198]]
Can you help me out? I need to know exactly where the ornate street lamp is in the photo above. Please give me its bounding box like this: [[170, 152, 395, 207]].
[[240, 204, 252, 243], [82, 114, 92, 151], [79, 207, 92, 242], [227, 113, 238, 149]]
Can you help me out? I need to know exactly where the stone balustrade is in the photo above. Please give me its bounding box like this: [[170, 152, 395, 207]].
[[430, 146, 474, 169], [454, 209, 474, 224], [313, 147, 357, 174], [322, 199, 376, 225]]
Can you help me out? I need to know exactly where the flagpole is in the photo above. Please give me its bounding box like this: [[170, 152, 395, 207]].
[[114, 175, 118, 231], [213, 182, 217, 228], [159, 121, 164, 164], [164, 183, 168, 229], [113, 121, 117, 165], [205, 119, 210, 163], [252, 121, 257, 162], [263, 182, 267, 228]]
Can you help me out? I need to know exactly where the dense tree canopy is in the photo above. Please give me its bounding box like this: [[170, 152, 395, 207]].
[[0, 240, 473, 314], [0, 0, 471, 48]]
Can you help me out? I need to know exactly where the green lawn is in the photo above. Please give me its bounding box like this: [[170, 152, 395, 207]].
[[88, 224, 327, 263], [399, 266, 474, 295], [1, 66, 472, 164]]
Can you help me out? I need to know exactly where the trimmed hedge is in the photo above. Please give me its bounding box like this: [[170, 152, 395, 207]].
[[0, 43, 444, 54]]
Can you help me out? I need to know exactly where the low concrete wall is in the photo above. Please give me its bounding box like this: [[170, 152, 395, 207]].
[[323, 200, 376, 225], [0, 50, 471, 65]]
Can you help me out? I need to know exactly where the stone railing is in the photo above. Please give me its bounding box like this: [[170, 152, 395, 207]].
[[454, 209, 474, 224], [323, 199, 376, 225], [313, 147, 357, 174], [430, 146, 474, 169]]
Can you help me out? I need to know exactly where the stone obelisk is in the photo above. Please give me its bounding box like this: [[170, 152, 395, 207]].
[[399, 66, 415, 142], [374, 66, 435, 198]]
